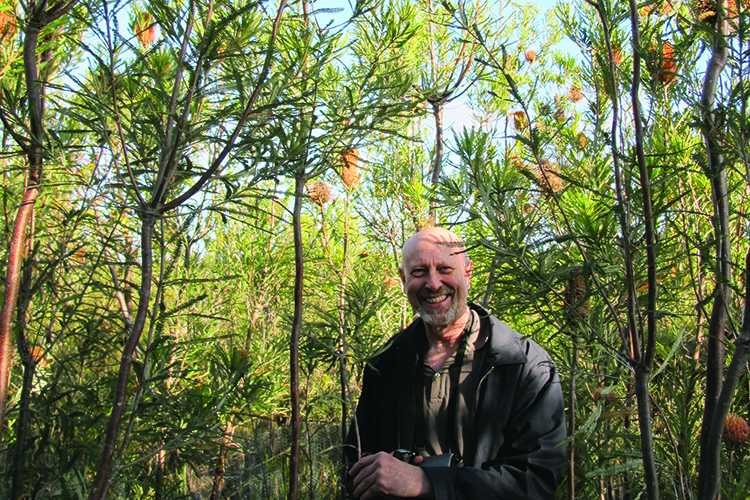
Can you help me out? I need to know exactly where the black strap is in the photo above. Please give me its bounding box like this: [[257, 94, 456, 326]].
[[415, 313, 474, 460]]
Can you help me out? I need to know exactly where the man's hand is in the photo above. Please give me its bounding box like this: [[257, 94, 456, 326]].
[[349, 452, 434, 499]]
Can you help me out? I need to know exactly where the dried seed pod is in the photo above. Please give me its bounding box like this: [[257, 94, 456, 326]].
[[308, 181, 332, 205], [657, 42, 676, 85], [531, 159, 565, 194], [525, 50, 538, 63], [567, 86, 584, 102], [723, 414, 750, 444], [554, 108, 565, 122], [342, 148, 360, 187], [564, 267, 589, 318]]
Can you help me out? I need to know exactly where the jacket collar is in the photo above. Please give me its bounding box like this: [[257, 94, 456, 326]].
[[393, 303, 528, 366]]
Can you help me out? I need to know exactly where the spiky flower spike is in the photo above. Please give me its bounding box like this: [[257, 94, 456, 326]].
[[723, 414, 750, 444], [342, 149, 360, 188], [657, 42, 676, 85]]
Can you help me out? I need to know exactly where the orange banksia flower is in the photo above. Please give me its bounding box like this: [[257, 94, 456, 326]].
[[532, 159, 565, 194], [657, 42, 676, 84], [611, 44, 623, 65], [512, 110, 528, 130], [724, 414, 750, 444], [577, 133, 589, 150], [0, 4, 16, 43], [525, 50, 538, 63], [308, 181, 332, 205], [342, 148, 360, 187], [134, 11, 155, 48]]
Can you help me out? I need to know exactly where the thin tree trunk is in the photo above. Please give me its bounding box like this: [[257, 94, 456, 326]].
[[626, 0, 659, 496], [0, 13, 45, 435], [339, 189, 351, 498], [209, 424, 234, 500], [429, 100, 444, 223], [697, 11, 730, 500], [568, 341, 576, 500], [289, 171, 305, 500], [698, 248, 750, 500], [87, 216, 157, 500]]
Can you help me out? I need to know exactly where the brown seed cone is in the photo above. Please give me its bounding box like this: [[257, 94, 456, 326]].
[[567, 86, 584, 102], [554, 108, 565, 122], [657, 42, 676, 84], [525, 50, 538, 63], [308, 181, 332, 205], [564, 268, 589, 318], [723, 414, 750, 444], [533, 159, 565, 194], [342, 148, 360, 187]]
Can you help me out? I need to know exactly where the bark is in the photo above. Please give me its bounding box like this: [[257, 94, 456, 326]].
[[567, 342, 577, 500], [87, 216, 156, 500], [429, 100, 444, 223], [209, 424, 234, 500], [697, 13, 730, 500], [289, 171, 305, 500], [0, 9, 45, 435], [698, 248, 750, 500], [625, 0, 660, 496]]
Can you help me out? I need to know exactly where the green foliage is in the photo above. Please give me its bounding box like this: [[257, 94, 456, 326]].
[[1, 0, 749, 498]]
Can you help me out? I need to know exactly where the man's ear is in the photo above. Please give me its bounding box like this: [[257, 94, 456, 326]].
[[465, 260, 473, 287], [398, 267, 406, 290]]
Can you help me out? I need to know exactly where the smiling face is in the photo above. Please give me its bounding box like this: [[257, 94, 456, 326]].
[[399, 227, 472, 328]]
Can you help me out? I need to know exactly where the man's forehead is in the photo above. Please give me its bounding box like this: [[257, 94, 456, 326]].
[[402, 229, 468, 263]]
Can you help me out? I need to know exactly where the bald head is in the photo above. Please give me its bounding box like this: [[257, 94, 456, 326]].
[[401, 227, 469, 268], [399, 227, 473, 328]]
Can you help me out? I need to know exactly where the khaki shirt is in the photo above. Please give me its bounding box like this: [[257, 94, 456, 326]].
[[418, 309, 489, 457]]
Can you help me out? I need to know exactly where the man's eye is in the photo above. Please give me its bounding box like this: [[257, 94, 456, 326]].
[[412, 269, 425, 277]]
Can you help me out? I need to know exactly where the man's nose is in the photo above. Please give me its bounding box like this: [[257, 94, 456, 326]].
[[425, 270, 442, 290]]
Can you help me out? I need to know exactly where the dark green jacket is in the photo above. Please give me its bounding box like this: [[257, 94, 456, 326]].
[[346, 304, 565, 500]]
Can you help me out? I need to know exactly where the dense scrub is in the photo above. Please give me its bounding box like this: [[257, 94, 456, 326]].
[[0, 0, 748, 499]]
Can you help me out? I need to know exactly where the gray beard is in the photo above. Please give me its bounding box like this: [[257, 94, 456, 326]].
[[418, 299, 461, 327]]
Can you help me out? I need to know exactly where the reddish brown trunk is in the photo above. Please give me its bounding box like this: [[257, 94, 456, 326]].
[[289, 171, 305, 500], [0, 182, 38, 432]]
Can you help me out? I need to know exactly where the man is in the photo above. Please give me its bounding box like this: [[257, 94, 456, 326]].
[[347, 227, 565, 500]]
